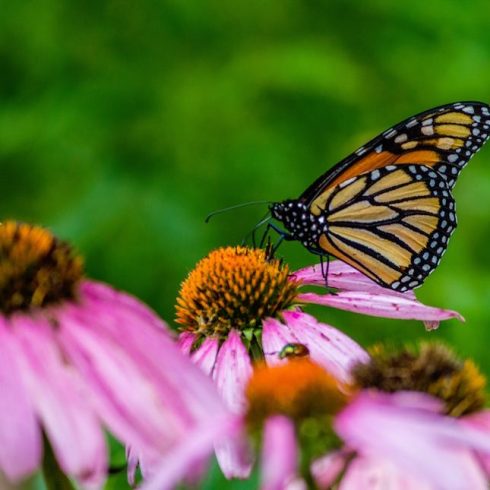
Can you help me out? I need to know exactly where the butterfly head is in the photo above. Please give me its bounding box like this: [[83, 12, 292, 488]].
[[269, 200, 304, 224], [270, 200, 325, 249]]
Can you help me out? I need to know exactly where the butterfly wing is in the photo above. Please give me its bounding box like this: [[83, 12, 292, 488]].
[[315, 165, 456, 291], [300, 101, 490, 207]]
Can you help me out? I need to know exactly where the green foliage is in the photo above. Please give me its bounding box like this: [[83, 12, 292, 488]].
[[2, 1, 490, 488]]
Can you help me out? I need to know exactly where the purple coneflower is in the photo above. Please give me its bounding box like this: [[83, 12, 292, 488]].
[[314, 342, 490, 489], [174, 246, 462, 478], [0, 221, 229, 488], [141, 344, 490, 490]]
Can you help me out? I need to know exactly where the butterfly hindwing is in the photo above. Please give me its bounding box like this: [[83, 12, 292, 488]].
[[315, 165, 456, 291], [270, 101, 489, 290], [301, 102, 490, 207]]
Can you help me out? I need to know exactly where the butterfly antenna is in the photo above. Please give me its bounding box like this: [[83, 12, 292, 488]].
[[205, 200, 271, 223]]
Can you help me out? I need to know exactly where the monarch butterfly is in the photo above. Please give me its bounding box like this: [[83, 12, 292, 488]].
[[270, 101, 490, 292]]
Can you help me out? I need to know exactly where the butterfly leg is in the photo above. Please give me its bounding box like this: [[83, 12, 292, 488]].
[[259, 222, 292, 249], [242, 213, 273, 248], [318, 254, 331, 287], [325, 254, 331, 288]]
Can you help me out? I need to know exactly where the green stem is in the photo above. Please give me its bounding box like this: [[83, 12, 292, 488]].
[[42, 438, 76, 490], [249, 338, 264, 362], [299, 454, 319, 490]]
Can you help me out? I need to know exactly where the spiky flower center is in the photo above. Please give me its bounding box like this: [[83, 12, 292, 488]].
[[175, 247, 298, 339], [245, 359, 347, 429], [0, 221, 84, 313], [351, 343, 486, 417], [246, 360, 347, 464]]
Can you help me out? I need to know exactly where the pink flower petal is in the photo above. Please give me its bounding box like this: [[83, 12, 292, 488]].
[[294, 262, 416, 299], [461, 410, 490, 476], [86, 282, 226, 421], [213, 330, 254, 478], [58, 310, 187, 453], [213, 330, 253, 413], [261, 416, 298, 490], [68, 281, 228, 431], [79, 281, 169, 331], [191, 337, 219, 376], [311, 451, 347, 489], [298, 291, 463, 325], [339, 455, 432, 490], [335, 391, 489, 490], [178, 332, 196, 355], [263, 312, 369, 384], [139, 415, 240, 490], [0, 319, 41, 482], [126, 446, 139, 486], [12, 317, 107, 487], [262, 317, 302, 365]]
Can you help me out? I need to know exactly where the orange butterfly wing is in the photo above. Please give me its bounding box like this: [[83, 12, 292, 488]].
[[301, 102, 490, 209], [313, 165, 455, 291], [272, 101, 489, 290]]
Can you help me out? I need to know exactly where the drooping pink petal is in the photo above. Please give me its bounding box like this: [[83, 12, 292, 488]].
[[59, 293, 232, 488], [0, 319, 41, 482], [461, 410, 490, 476], [126, 446, 139, 486], [65, 281, 228, 436], [335, 391, 490, 490], [298, 291, 463, 326], [260, 416, 298, 490], [191, 337, 219, 376], [339, 455, 432, 490], [81, 282, 226, 423], [80, 281, 169, 332], [12, 316, 107, 487], [213, 330, 254, 478], [293, 262, 416, 299], [139, 415, 241, 490], [379, 390, 444, 413], [136, 447, 211, 489], [58, 308, 187, 454], [213, 330, 253, 413], [263, 312, 369, 384], [311, 451, 347, 489], [178, 331, 196, 355], [423, 320, 440, 331]]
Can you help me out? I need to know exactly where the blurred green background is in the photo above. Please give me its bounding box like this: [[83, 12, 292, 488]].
[[3, 0, 490, 488]]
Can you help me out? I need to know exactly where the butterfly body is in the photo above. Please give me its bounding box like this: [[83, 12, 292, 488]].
[[270, 102, 490, 292], [270, 200, 326, 252]]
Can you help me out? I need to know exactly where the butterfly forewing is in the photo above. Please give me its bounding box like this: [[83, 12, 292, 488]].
[[301, 102, 490, 206], [316, 165, 456, 291], [271, 101, 489, 290]]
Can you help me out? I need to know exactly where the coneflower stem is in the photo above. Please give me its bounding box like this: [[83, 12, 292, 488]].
[[250, 339, 264, 362], [42, 436, 76, 490]]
